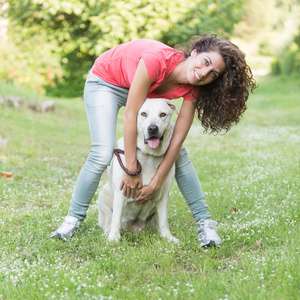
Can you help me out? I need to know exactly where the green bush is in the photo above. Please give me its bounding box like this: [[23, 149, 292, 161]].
[[271, 40, 300, 76], [271, 58, 281, 75], [3, 0, 245, 97], [282, 44, 297, 76], [0, 28, 62, 94]]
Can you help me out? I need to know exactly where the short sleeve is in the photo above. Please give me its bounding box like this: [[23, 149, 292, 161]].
[[141, 51, 167, 83], [183, 87, 199, 101]]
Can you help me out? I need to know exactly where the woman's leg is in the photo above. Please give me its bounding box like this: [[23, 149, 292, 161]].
[[175, 146, 221, 247], [175, 146, 210, 222], [51, 73, 128, 239], [67, 75, 128, 221]]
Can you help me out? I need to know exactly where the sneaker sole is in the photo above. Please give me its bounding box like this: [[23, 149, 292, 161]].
[[50, 231, 67, 241], [201, 240, 220, 248]]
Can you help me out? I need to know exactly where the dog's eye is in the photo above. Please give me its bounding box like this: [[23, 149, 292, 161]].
[[160, 113, 166, 117], [141, 112, 147, 117]]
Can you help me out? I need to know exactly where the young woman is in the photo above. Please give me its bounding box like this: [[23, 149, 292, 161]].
[[51, 34, 256, 247]]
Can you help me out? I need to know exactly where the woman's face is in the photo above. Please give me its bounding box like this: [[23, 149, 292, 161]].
[[186, 50, 226, 86]]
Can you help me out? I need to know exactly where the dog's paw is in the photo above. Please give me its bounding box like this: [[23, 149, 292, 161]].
[[107, 232, 121, 242], [168, 236, 179, 244]]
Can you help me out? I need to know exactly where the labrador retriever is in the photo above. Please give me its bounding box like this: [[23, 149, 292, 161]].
[[98, 98, 179, 243]]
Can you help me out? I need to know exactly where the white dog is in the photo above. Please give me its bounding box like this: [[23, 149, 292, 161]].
[[98, 98, 179, 243]]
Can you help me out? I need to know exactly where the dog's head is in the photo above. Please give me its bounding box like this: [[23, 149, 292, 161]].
[[137, 98, 178, 157]]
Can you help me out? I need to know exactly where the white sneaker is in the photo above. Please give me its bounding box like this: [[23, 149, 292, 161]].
[[197, 220, 221, 248], [50, 216, 81, 240]]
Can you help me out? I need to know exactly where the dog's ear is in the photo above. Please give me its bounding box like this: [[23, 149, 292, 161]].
[[165, 100, 179, 115]]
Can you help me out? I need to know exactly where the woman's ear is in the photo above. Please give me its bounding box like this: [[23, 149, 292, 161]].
[[191, 49, 197, 57]]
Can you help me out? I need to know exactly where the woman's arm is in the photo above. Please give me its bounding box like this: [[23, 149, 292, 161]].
[[135, 99, 196, 204], [120, 58, 152, 199]]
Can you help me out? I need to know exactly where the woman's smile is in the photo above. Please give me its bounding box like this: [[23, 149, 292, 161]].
[[194, 70, 202, 81]]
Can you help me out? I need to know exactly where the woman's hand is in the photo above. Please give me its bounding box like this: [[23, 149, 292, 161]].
[[120, 173, 143, 199], [121, 58, 151, 200], [134, 180, 160, 205]]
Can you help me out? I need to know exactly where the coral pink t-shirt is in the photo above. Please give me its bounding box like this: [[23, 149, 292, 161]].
[[91, 39, 197, 101]]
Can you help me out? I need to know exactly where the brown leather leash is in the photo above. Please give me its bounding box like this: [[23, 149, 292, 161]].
[[113, 148, 142, 176]]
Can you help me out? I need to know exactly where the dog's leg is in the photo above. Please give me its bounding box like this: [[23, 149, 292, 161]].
[[156, 197, 179, 243], [98, 183, 113, 235], [108, 191, 124, 242]]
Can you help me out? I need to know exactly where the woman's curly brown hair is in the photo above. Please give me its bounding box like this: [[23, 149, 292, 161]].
[[176, 34, 257, 134]]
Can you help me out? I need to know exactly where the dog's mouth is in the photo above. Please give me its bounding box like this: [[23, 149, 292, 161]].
[[144, 135, 164, 149]]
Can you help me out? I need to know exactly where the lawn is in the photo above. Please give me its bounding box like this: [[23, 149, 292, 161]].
[[0, 75, 299, 299]]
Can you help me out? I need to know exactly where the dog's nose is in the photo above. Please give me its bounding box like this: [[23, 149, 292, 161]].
[[148, 124, 158, 135]]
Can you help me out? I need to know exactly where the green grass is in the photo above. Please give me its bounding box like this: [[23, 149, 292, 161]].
[[0, 76, 299, 299]]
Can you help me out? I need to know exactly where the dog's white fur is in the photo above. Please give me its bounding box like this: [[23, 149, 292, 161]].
[[98, 98, 179, 243]]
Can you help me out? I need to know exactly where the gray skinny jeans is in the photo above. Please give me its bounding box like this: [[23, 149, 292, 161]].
[[67, 72, 211, 223]]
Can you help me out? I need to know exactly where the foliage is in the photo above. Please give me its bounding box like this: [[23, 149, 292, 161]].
[[160, 0, 244, 47], [0, 76, 299, 298], [271, 38, 300, 76], [233, 0, 300, 76], [0, 28, 62, 94], [234, 0, 300, 54], [4, 0, 245, 96]]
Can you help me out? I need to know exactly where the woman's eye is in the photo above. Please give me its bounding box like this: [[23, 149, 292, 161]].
[[160, 113, 166, 117], [211, 71, 217, 79], [204, 59, 209, 66], [141, 112, 147, 117]]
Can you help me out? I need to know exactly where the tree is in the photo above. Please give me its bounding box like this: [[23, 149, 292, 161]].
[[4, 0, 245, 96]]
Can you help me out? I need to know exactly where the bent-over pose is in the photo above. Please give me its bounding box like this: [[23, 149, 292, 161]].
[[51, 34, 256, 247]]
